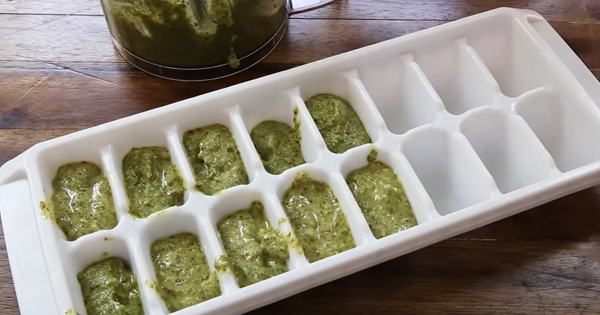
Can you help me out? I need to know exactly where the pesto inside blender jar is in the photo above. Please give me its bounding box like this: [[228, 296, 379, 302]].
[[101, 0, 288, 80]]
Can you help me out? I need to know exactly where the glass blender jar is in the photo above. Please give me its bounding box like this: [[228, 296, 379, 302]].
[[100, 0, 335, 81]]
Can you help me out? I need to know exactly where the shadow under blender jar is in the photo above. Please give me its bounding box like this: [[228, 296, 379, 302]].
[[100, 0, 335, 81]]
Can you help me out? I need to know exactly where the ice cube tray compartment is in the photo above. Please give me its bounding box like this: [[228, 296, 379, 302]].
[[357, 55, 443, 135], [460, 108, 556, 194], [64, 236, 155, 315], [273, 164, 375, 247], [238, 90, 320, 165], [297, 71, 386, 146], [516, 88, 600, 173], [414, 39, 498, 115], [207, 187, 306, 271], [401, 128, 497, 216], [468, 15, 554, 98], [5, 8, 600, 315], [338, 145, 439, 225]]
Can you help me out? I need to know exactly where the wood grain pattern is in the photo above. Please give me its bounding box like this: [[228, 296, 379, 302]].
[[2, 1, 600, 314]]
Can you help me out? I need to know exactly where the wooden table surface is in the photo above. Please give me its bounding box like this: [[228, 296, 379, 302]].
[[2, 0, 600, 314]]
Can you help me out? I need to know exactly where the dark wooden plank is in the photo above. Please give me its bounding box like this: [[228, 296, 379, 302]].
[[0, 128, 78, 163], [0, 0, 98, 15], [0, 14, 59, 36], [1, 20, 599, 129], [0, 61, 274, 129], [296, 0, 596, 23], [254, 240, 600, 315], [0, 238, 598, 315], [1, 16, 597, 68], [1, 0, 596, 23], [0, 225, 17, 315], [0, 16, 444, 63], [457, 187, 600, 242]]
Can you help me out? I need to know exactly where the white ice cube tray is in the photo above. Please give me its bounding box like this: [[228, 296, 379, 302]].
[[2, 7, 600, 315]]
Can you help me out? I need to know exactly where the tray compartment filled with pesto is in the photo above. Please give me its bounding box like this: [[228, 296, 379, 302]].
[[2, 7, 600, 315]]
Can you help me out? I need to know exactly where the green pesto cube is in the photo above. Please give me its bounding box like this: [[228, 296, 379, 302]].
[[346, 151, 417, 239], [217, 201, 289, 287], [78, 257, 144, 315], [50, 162, 117, 241], [151, 233, 221, 312], [250, 117, 305, 175], [122, 146, 185, 218], [305, 94, 371, 154], [281, 173, 355, 262], [183, 124, 249, 195]]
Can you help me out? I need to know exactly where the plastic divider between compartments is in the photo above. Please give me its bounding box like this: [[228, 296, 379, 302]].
[[401, 127, 498, 216], [414, 38, 497, 116], [239, 89, 321, 165], [338, 145, 440, 227], [101, 147, 130, 222], [328, 172, 376, 245], [167, 126, 197, 193], [208, 187, 305, 283], [273, 165, 370, 259], [297, 70, 384, 148], [263, 193, 310, 269], [523, 12, 600, 112], [288, 89, 329, 160], [460, 108, 555, 194], [467, 15, 554, 98], [197, 211, 240, 295], [515, 87, 600, 173], [357, 54, 444, 135], [229, 106, 263, 183]]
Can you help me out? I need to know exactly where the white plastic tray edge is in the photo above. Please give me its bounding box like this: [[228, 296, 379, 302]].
[[0, 151, 61, 315], [2, 7, 600, 315]]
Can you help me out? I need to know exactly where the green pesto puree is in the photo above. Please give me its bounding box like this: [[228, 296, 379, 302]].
[[346, 151, 417, 239], [251, 119, 305, 175], [77, 257, 144, 315], [102, 0, 287, 68], [217, 201, 288, 287], [305, 94, 371, 154], [151, 232, 221, 312], [183, 124, 249, 195], [123, 147, 185, 218], [282, 173, 355, 262], [50, 162, 117, 241]]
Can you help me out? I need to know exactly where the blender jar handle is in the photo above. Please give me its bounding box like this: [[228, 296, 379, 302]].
[[289, 0, 336, 14]]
